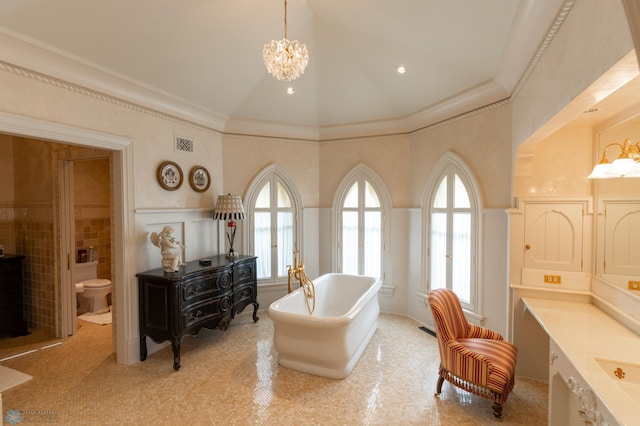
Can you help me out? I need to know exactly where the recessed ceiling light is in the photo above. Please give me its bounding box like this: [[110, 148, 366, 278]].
[[397, 65, 407, 74], [287, 87, 295, 95]]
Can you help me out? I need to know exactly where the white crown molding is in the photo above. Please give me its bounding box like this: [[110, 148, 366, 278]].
[[403, 81, 509, 133], [0, 29, 227, 133], [510, 0, 577, 99], [224, 118, 319, 141], [495, 0, 576, 96]]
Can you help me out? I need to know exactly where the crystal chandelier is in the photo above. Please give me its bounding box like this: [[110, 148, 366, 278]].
[[262, 0, 309, 82]]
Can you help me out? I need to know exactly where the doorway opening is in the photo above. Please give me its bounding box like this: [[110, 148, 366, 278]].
[[0, 110, 133, 365], [60, 153, 113, 337]]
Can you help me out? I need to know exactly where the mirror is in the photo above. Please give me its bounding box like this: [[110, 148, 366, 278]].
[[593, 113, 640, 291]]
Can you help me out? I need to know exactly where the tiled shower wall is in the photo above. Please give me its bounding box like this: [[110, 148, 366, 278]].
[[73, 157, 112, 281], [14, 204, 56, 336], [0, 203, 14, 253], [75, 213, 111, 280]]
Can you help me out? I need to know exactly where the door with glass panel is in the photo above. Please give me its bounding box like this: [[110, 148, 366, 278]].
[[253, 179, 295, 283], [340, 179, 382, 278], [428, 169, 474, 305]]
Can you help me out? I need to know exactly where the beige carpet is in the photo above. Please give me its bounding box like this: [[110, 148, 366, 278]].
[[0, 365, 32, 392]]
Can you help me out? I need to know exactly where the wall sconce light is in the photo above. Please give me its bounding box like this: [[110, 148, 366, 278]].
[[588, 138, 640, 179], [213, 194, 245, 259]]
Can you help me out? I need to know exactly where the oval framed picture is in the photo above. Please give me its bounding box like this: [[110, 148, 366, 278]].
[[189, 166, 211, 192], [157, 161, 183, 191]]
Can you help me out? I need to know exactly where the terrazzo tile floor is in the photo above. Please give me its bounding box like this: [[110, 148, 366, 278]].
[[0, 313, 548, 425]]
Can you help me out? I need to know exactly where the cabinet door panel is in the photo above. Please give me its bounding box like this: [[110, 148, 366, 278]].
[[524, 203, 583, 272], [604, 202, 640, 275]]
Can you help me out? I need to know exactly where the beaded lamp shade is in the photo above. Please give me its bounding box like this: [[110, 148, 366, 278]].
[[213, 194, 245, 221]]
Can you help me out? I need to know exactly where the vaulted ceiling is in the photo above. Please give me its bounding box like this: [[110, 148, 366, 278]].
[[0, 0, 571, 138]]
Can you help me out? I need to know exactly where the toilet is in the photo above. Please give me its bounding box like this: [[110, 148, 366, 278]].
[[74, 261, 112, 315]]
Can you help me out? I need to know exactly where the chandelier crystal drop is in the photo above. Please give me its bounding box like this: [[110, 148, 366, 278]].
[[263, 0, 309, 82]]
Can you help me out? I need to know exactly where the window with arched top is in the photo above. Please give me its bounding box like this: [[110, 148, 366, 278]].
[[245, 165, 302, 285], [424, 153, 480, 311], [334, 165, 390, 281]]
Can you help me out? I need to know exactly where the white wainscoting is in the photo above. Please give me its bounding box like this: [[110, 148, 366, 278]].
[[135, 208, 219, 272]]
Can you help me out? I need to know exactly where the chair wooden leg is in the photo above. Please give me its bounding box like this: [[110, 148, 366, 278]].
[[434, 376, 445, 396], [492, 402, 503, 419]]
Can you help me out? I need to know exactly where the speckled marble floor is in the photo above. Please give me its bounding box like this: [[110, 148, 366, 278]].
[[0, 313, 548, 425]]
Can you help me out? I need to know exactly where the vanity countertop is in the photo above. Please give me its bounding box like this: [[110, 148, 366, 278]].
[[522, 297, 640, 426]]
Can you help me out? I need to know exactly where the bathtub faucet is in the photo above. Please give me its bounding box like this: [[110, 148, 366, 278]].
[[287, 250, 316, 314], [287, 249, 304, 293]]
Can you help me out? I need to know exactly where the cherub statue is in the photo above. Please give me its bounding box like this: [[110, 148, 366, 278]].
[[150, 226, 186, 272]]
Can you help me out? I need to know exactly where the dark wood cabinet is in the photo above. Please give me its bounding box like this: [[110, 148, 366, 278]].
[[137, 255, 258, 370], [0, 255, 28, 337]]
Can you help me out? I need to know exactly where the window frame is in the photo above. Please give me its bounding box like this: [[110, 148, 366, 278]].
[[423, 152, 482, 313], [332, 164, 391, 283], [244, 164, 303, 286]]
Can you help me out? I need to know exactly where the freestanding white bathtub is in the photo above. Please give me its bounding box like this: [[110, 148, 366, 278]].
[[268, 273, 381, 379]]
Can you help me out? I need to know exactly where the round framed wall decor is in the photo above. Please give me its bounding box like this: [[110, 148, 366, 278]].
[[189, 166, 211, 192], [157, 161, 183, 191]]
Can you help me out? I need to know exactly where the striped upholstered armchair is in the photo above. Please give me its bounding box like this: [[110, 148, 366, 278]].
[[427, 288, 518, 419]]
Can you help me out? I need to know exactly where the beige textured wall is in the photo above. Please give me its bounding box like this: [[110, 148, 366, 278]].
[[222, 134, 320, 207], [225, 120, 508, 211], [0, 69, 223, 210], [514, 126, 593, 198], [74, 158, 110, 205], [319, 135, 410, 207], [410, 103, 513, 209]]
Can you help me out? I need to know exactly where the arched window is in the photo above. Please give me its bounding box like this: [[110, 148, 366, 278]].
[[245, 165, 302, 284], [424, 153, 480, 311], [334, 164, 390, 280]]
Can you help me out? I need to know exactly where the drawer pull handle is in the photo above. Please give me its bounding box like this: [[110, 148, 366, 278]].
[[188, 310, 203, 321], [187, 286, 202, 295]]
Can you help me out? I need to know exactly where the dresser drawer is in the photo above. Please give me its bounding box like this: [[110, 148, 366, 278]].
[[233, 262, 256, 285], [234, 282, 256, 304], [182, 295, 232, 329], [181, 270, 232, 305]]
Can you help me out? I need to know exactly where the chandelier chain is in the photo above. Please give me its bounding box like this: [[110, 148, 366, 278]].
[[284, 0, 288, 40]]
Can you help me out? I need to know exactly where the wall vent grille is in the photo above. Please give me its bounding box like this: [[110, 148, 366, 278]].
[[175, 137, 194, 152]]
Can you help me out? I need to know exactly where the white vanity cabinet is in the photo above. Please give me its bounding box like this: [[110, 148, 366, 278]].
[[548, 339, 616, 426], [523, 297, 640, 426]]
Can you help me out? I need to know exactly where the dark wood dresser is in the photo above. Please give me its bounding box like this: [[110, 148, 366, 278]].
[[0, 255, 28, 337], [137, 255, 258, 370]]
